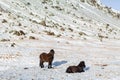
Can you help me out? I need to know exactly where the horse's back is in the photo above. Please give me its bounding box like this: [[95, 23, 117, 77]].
[[66, 66, 83, 73], [40, 53, 52, 62], [40, 53, 47, 59], [66, 66, 77, 73]]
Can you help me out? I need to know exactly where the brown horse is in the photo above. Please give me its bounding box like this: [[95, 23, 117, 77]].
[[39, 49, 55, 68], [66, 61, 86, 73]]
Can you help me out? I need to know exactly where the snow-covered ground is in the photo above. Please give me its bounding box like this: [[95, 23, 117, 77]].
[[0, 36, 120, 80], [0, 0, 120, 80]]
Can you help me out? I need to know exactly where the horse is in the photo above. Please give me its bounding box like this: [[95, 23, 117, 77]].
[[39, 49, 55, 68], [66, 61, 86, 73]]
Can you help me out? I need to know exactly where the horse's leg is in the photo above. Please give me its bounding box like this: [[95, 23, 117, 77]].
[[78, 67, 84, 72], [40, 60, 44, 68], [48, 61, 52, 68]]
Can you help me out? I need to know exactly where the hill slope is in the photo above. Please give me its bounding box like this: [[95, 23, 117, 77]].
[[0, 0, 120, 41], [0, 0, 120, 80]]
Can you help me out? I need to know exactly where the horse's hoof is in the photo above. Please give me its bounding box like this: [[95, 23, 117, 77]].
[[40, 66, 44, 68], [48, 67, 52, 69]]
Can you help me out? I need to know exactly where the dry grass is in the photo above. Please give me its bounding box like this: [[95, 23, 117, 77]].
[[79, 32, 87, 36], [29, 36, 36, 40], [2, 19, 7, 23], [80, 0, 85, 2], [0, 39, 10, 42], [0, 53, 22, 59], [68, 28, 73, 32], [40, 20, 46, 26], [13, 30, 25, 36], [44, 31, 55, 36], [11, 43, 16, 47]]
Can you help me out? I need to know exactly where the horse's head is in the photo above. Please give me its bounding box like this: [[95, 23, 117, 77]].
[[49, 49, 55, 54], [78, 61, 86, 68]]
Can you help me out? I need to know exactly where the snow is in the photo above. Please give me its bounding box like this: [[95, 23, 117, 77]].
[[0, 38, 119, 80], [0, 0, 120, 80]]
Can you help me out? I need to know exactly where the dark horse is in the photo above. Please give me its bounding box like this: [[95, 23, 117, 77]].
[[66, 61, 86, 73], [39, 49, 55, 68]]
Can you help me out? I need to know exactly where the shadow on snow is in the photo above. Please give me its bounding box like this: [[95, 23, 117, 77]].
[[53, 60, 67, 67]]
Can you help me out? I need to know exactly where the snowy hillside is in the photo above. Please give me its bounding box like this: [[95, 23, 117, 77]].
[[0, 0, 120, 41], [0, 0, 120, 80]]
